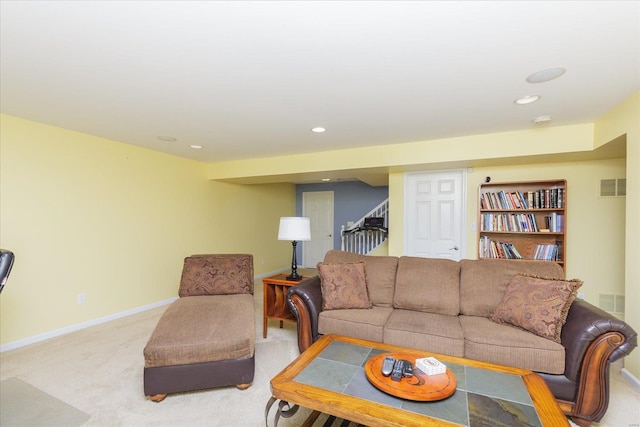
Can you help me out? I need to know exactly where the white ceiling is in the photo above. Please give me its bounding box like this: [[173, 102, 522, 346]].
[[1, 1, 639, 166]]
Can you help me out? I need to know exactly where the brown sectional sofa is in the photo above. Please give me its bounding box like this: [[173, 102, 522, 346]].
[[286, 250, 637, 427]]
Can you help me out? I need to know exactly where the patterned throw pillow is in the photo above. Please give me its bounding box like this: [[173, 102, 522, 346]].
[[178, 254, 253, 297], [318, 262, 372, 310], [490, 274, 582, 343]]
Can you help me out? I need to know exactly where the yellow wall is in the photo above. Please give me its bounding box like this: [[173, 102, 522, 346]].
[[207, 124, 595, 181], [594, 91, 640, 379], [0, 114, 295, 345]]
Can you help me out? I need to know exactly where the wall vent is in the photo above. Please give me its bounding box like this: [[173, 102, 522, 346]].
[[598, 293, 625, 320], [600, 178, 626, 197]]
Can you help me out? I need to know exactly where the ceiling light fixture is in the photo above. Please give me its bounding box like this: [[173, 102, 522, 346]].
[[157, 136, 177, 142], [527, 67, 566, 83], [533, 116, 552, 125], [190, 145, 203, 149], [321, 178, 331, 182], [514, 95, 541, 105], [311, 127, 326, 133]]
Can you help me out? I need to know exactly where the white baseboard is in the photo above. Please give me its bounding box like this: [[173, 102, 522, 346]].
[[621, 368, 640, 393], [255, 268, 289, 279], [0, 271, 290, 353], [0, 297, 178, 353]]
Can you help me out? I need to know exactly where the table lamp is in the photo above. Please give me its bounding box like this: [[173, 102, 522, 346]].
[[278, 217, 311, 281]]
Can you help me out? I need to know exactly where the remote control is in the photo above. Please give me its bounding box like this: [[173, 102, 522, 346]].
[[391, 360, 405, 381], [381, 356, 395, 376], [402, 360, 413, 377]]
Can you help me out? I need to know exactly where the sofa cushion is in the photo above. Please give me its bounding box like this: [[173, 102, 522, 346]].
[[491, 275, 582, 343], [384, 309, 465, 357], [324, 250, 398, 307], [318, 262, 372, 310], [459, 315, 565, 374], [143, 294, 255, 368], [393, 256, 461, 315], [318, 306, 393, 343], [179, 254, 254, 297], [459, 259, 564, 317]]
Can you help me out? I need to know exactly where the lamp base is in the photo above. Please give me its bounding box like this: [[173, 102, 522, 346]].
[[286, 240, 303, 281], [286, 272, 303, 281]]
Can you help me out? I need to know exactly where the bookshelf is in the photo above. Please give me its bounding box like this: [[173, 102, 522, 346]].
[[478, 179, 566, 271]]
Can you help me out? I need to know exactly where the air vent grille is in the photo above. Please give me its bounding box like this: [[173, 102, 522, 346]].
[[599, 293, 625, 317], [599, 179, 626, 197], [617, 179, 626, 196]]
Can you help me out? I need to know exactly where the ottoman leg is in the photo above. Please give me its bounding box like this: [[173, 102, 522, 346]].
[[236, 383, 252, 390], [150, 393, 167, 402]]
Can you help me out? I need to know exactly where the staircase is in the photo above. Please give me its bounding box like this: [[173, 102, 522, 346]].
[[340, 199, 389, 255]]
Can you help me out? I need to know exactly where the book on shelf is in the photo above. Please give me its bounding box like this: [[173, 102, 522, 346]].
[[544, 212, 564, 232], [480, 237, 560, 262], [480, 213, 539, 232], [482, 188, 564, 210], [533, 243, 559, 261], [479, 236, 523, 260]]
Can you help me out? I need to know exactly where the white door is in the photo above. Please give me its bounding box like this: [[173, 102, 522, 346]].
[[302, 191, 334, 267], [404, 170, 466, 260]]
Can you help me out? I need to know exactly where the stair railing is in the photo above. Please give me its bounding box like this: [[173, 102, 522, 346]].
[[340, 199, 389, 255]]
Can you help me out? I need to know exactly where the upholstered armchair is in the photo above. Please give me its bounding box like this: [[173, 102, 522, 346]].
[[143, 254, 255, 402]]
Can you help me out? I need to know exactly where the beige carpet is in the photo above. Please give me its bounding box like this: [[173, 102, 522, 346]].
[[1, 276, 638, 426]]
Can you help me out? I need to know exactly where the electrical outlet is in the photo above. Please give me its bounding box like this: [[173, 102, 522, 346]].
[[77, 293, 86, 305], [577, 293, 585, 300]]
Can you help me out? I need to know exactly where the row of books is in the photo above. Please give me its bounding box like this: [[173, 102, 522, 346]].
[[478, 236, 523, 259], [479, 237, 562, 261], [480, 188, 565, 210], [481, 213, 540, 232], [481, 212, 564, 233], [533, 244, 561, 261]]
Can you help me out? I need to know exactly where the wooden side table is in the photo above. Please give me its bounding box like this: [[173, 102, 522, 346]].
[[262, 273, 306, 338]]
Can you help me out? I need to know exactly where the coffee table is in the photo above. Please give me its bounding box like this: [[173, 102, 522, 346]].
[[267, 334, 568, 427]]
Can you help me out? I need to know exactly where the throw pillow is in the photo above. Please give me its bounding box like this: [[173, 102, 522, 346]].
[[318, 262, 372, 310], [179, 254, 253, 297], [490, 274, 583, 343]]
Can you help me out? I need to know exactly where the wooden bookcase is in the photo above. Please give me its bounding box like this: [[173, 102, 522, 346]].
[[478, 179, 566, 271]]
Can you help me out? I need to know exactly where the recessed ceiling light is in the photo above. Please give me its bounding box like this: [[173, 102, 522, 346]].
[[157, 136, 177, 142], [514, 95, 541, 105], [527, 67, 566, 83], [321, 178, 331, 182], [190, 145, 202, 149], [533, 115, 552, 125], [311, 127, 326, 133]]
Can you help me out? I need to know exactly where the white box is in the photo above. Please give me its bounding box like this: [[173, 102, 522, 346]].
[[415, 357, 446, 376]]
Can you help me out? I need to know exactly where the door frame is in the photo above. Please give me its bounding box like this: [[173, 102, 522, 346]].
[[403, 169, 467, 259]]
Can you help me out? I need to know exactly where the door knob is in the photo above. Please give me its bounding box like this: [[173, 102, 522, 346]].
[[449, 246, 459, 251]]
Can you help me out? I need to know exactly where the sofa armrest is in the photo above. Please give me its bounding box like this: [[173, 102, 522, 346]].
[[286, 276, 323, 353], [562, 299, 637, 382], [556, 299, 637, 425]]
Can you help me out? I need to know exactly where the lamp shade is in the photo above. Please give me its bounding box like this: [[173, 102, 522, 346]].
[[278, 217, 311, 241]]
